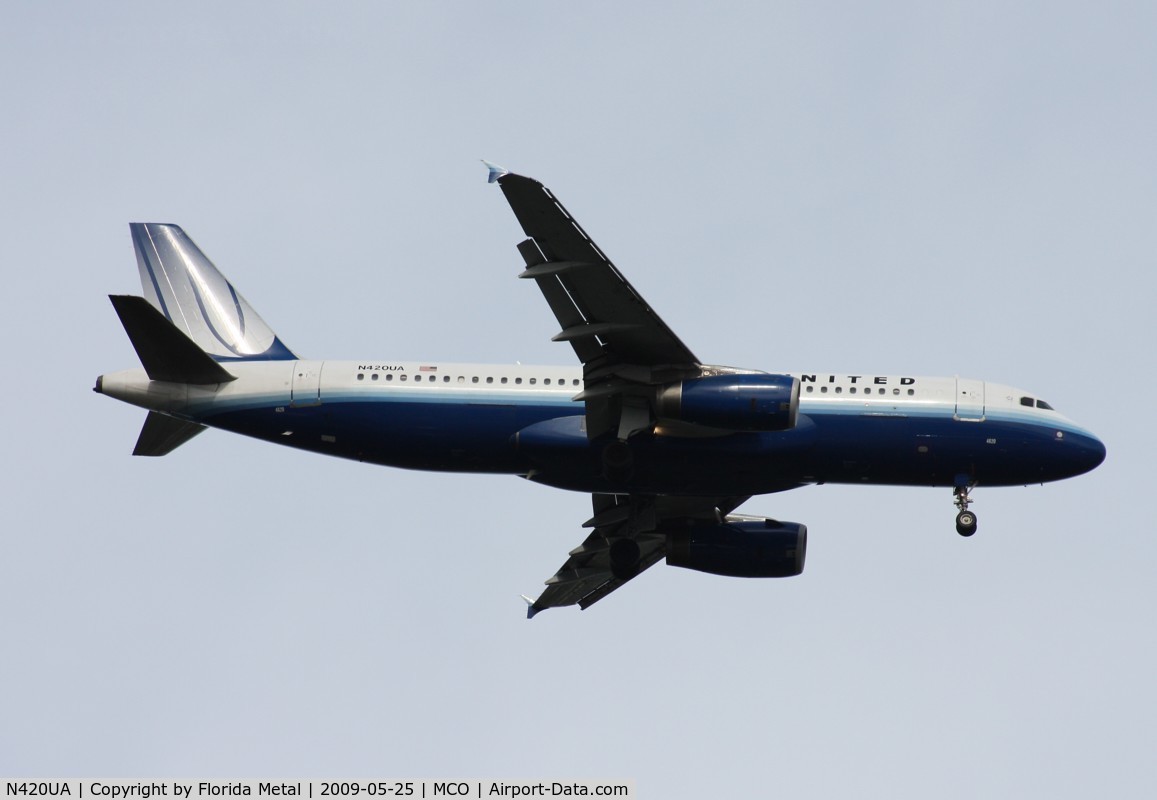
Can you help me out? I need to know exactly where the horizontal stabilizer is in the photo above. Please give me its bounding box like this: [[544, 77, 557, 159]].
[[133, 411, 206, 456], [110, 295, 236, 384]]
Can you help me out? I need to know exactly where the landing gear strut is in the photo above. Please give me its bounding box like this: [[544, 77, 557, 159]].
[[953, 483, 978, 536]]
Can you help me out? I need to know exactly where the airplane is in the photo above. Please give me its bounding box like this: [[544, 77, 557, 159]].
[[95, 164, 1107, 616]]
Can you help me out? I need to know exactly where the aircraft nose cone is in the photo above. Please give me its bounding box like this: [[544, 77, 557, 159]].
[[1068, 430, 1106, 475], [1086, 433, 1107, 470]]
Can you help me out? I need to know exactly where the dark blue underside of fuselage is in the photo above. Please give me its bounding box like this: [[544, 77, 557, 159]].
[[199, 400, 1104, 496]]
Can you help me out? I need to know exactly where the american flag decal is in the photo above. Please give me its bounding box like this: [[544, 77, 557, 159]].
[[419, 365, 438, 373]]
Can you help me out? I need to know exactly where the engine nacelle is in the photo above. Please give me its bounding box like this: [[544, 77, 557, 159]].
[[657, 374, 800, 432], [667, 518, 807, 578]]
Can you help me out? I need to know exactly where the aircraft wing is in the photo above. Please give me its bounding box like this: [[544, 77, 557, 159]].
[[493, 168, 742, 615], [494, 171, 702, 437], [525, 494, 748, 617]]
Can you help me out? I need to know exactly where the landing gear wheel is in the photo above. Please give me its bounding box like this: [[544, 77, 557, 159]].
[[601, 440, 634, 482], [952, 481, 977, 537], [609, 538, 642, 579]]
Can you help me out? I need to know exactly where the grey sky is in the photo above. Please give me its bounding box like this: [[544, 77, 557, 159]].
[[2, 2, 1154, 796]]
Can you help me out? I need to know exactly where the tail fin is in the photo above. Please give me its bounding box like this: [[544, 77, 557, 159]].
[[129, 223, 296, 362]]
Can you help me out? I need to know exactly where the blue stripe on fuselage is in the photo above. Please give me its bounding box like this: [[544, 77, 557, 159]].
[[200, 393, 576, 473], [190, 388, 1102, 493]]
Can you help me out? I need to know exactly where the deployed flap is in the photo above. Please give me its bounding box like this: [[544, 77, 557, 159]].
[[495, 173, 699, 374], [525, 494, 749, 617], [133, 411, 207, 456], [130, 223, 296, 361], [110, 295, 236, 384]]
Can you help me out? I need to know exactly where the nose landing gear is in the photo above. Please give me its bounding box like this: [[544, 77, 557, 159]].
[[954, 482, 978, 536]]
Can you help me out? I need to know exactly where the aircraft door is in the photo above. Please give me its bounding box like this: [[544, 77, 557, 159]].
[[955, 377, 985, 422], [291, 360, 323, 407]]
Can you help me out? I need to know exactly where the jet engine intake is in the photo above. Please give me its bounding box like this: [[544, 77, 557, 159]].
[[667, 518, 807, 578], [657, 374, 799, 432]]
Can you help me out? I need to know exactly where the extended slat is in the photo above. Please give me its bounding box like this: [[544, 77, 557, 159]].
[[545, 567, 606, 586], [582, 504, 632, 529], [518, 260, 598, 279], [552, 321, 638, 342]]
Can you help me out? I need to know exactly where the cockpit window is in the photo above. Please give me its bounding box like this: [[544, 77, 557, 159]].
[[1020, 395, 1055, 411]]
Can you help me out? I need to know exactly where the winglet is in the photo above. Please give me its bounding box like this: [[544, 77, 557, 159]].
[[521, 594, 542, 620], [482, 160, 509, 184]]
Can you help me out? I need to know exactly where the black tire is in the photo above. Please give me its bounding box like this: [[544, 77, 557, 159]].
[[956, 510, 977, 537], [609, 538, 642, 579], [602, 440, 634, 482]]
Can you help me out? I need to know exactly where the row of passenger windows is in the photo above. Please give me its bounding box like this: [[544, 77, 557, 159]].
[[356, 372, 581, 387], [805, 385, 915, 396]]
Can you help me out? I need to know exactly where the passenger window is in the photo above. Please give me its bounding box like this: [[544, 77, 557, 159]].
[[835, 387, 843, 394], [573, 379, 580, 386], [529, 378, 537, 385], [486, 377, 493, 384], [385, 373, 392, 381], [443, 375, 450, 383], [515, 377, 522, 385], [907, 389, 914, 396], [544, 378, 551, 385], [893, 388, 899, 395], [472, 376, 479, 383], [501, 377, 508, 384], [371, 373, 379, 381], [850, 387, 857, 394], [820, 386, 828, 394], [806, 385, 814, 393], [458, 376, 465, 383], [400, 374, 407, 382]]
